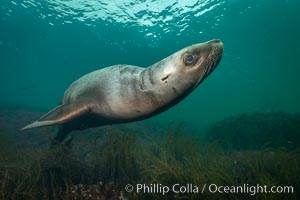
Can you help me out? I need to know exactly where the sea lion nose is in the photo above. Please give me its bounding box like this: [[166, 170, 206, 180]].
[[211, 39, 222, 43], [210, 39, 224, 50]]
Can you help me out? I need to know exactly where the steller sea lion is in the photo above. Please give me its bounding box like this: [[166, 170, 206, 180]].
[[22, 39, 223, 143]]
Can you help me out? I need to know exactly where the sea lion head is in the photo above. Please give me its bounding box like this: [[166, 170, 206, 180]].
[[153, 39, 223, 101], [180, 39, 223, 88]]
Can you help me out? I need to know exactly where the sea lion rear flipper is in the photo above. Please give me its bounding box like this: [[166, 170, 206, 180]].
[[21, 102, 92, 131]]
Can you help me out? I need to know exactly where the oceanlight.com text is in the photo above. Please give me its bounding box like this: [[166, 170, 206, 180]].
[[124, 183, 294, 196]]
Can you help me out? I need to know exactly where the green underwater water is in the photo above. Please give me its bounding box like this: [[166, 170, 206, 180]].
[[0, 0, 299, 129], [0, 0, 300, 199]]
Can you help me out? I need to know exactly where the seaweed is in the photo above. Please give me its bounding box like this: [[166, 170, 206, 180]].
[[206, 112, 300, 151], [0, 109, 299, 199]]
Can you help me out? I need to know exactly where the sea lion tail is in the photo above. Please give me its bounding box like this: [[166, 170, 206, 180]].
[[21, 102, 91, 131]]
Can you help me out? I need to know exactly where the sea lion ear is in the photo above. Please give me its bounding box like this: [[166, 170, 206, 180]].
[[21, 101, 93, 131]]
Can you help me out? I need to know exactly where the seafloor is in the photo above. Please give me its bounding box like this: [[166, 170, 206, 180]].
[[0, 109, 299, 200]]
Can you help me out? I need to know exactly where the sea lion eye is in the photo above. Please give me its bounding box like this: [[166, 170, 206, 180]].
[[183, 54, 196, 65]]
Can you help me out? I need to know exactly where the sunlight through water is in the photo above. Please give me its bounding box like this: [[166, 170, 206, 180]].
[[5, 0, 225, 38]]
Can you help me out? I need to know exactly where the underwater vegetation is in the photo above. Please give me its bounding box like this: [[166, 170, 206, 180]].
[[0, 109, 299, 200], [206, 112, 300, 151]]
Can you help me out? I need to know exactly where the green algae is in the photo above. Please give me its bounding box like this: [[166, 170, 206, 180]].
[[0, 110, 299, 199], [206, 112, 300, 151]]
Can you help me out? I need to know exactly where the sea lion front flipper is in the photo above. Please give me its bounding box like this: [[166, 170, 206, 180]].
[[21, 102, 93, 131]]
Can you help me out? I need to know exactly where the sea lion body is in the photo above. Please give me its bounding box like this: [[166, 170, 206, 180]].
[[22, 39, 223, 142]]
